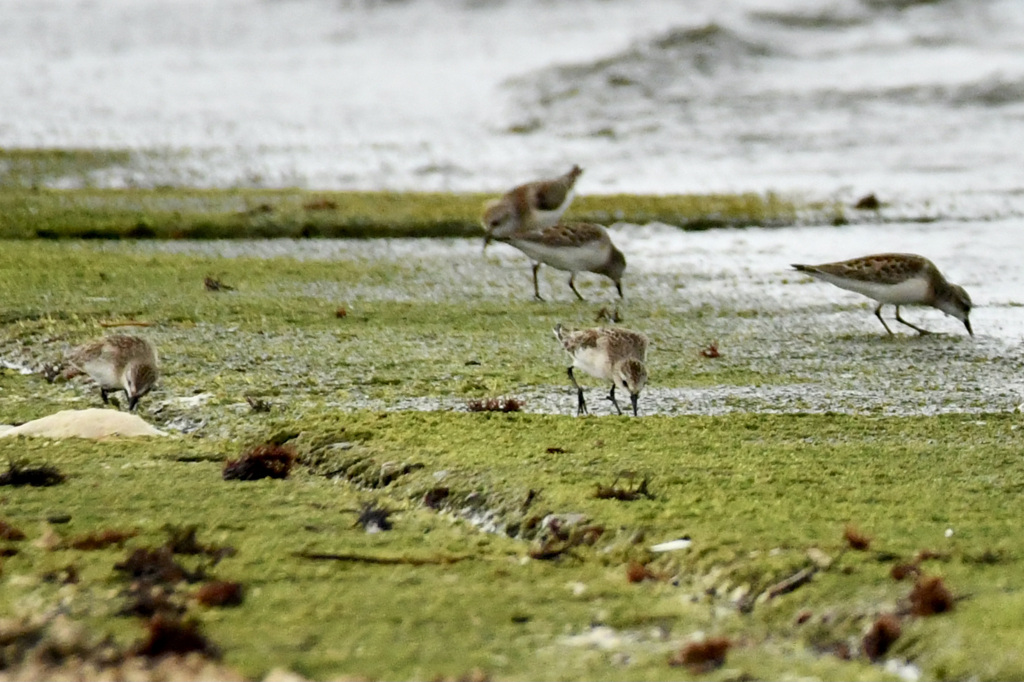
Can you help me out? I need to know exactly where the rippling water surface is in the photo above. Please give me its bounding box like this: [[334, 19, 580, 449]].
[[3, 0, 1024, 217]]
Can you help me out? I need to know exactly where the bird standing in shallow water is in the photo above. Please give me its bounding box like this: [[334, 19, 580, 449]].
[[791, 253, 973, 336], [495, 222, 626, 301], [554, 324, 648, 416], [481, 165, 583, 246], [63, 335, 159, 411]]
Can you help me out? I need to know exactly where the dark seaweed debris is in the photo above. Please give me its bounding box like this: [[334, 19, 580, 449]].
[[669, 637, 731, 672], [133, 615, 220, 659], [223, 443, 295, 480], [356, 503, 393, 533], [467, 397, 523, 413], [0, 460, 65, 487], [195, 581, 244, 608]]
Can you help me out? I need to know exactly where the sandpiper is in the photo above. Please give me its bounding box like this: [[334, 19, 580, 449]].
[[493, 222, 626, 301], [481, 165, 583, 245], [63, 335, 160, 410], [791, 253, 972, 336], [553, 324, 648, 416]]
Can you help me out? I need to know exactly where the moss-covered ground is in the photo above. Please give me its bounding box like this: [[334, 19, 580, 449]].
[[0, 174, 1021, 680], [0, 148, 838, 239]]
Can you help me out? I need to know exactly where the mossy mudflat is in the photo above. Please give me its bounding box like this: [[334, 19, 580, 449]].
[[0, 148, 838, 239], [2, 413, 1022, 681], [0, 234, 1021, 680]]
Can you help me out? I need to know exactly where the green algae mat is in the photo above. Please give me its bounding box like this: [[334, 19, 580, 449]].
[[0, 201, 1021, 680]]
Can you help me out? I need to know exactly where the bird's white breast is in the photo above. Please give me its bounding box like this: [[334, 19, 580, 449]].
[[571, 346, 613, 382], [814, 272, 931, 304], [80, 360, 123, 389], [510, 239, 609, 273]]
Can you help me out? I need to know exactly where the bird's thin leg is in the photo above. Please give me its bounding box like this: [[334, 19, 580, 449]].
[[606, 384, 623, 415], [568, 273, 585, 301], [532, 262, 545, 301], [100, 388, 111, 405], [894, 306, 931, 335], [568, 366, 587, 416], [874, 303, 894, 335]]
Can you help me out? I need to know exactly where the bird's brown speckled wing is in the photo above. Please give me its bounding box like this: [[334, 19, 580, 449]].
[[66, 339, 106, 368], [558, 327, 601, 354], [533, 165, 582, 211], [603, 328, 648, 361], [521, 222, 607, 249], [807, 253, 932, 285]]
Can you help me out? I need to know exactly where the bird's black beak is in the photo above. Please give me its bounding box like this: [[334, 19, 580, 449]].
[[615, 281, 624, 299], [128, 395, 139, 412], [964, 318, 973, 336], [630, 393, 639, 417], [482, 233, 492, 252]]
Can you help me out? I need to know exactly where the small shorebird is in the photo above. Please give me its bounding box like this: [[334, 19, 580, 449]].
[[554, 324, 648, 416], [63, 335, 160, 411], [791, 253, 973, 336], [494, 222, 626, 301], [481, 165, 583, 245]]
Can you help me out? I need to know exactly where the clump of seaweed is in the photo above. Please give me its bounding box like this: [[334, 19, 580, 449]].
[[843, 524, 871, 551], [422, 486, 450, 509], [223, 443, 295, 481], [527, 515, 604, 560], [669, 636, 731, 673], [195, 581, 244, 608], [114, 546, 205, 585], [133, 615, 220, 659], [862, 613, 901, 661], [245, 395, 272, 413], [356, 503, 393, 533], [0, 460, 65, 487], [203, 275, 234, 292], [699, 341, 721, 358], [909, 575, 955, 616], [0, 519, 26, 540], [466, 397, 523, 413], [594, 475, 654, 501], [163, 524, 236, 562]]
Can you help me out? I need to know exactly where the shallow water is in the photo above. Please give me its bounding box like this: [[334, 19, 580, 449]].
[[4, 0, 1024, 218]]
